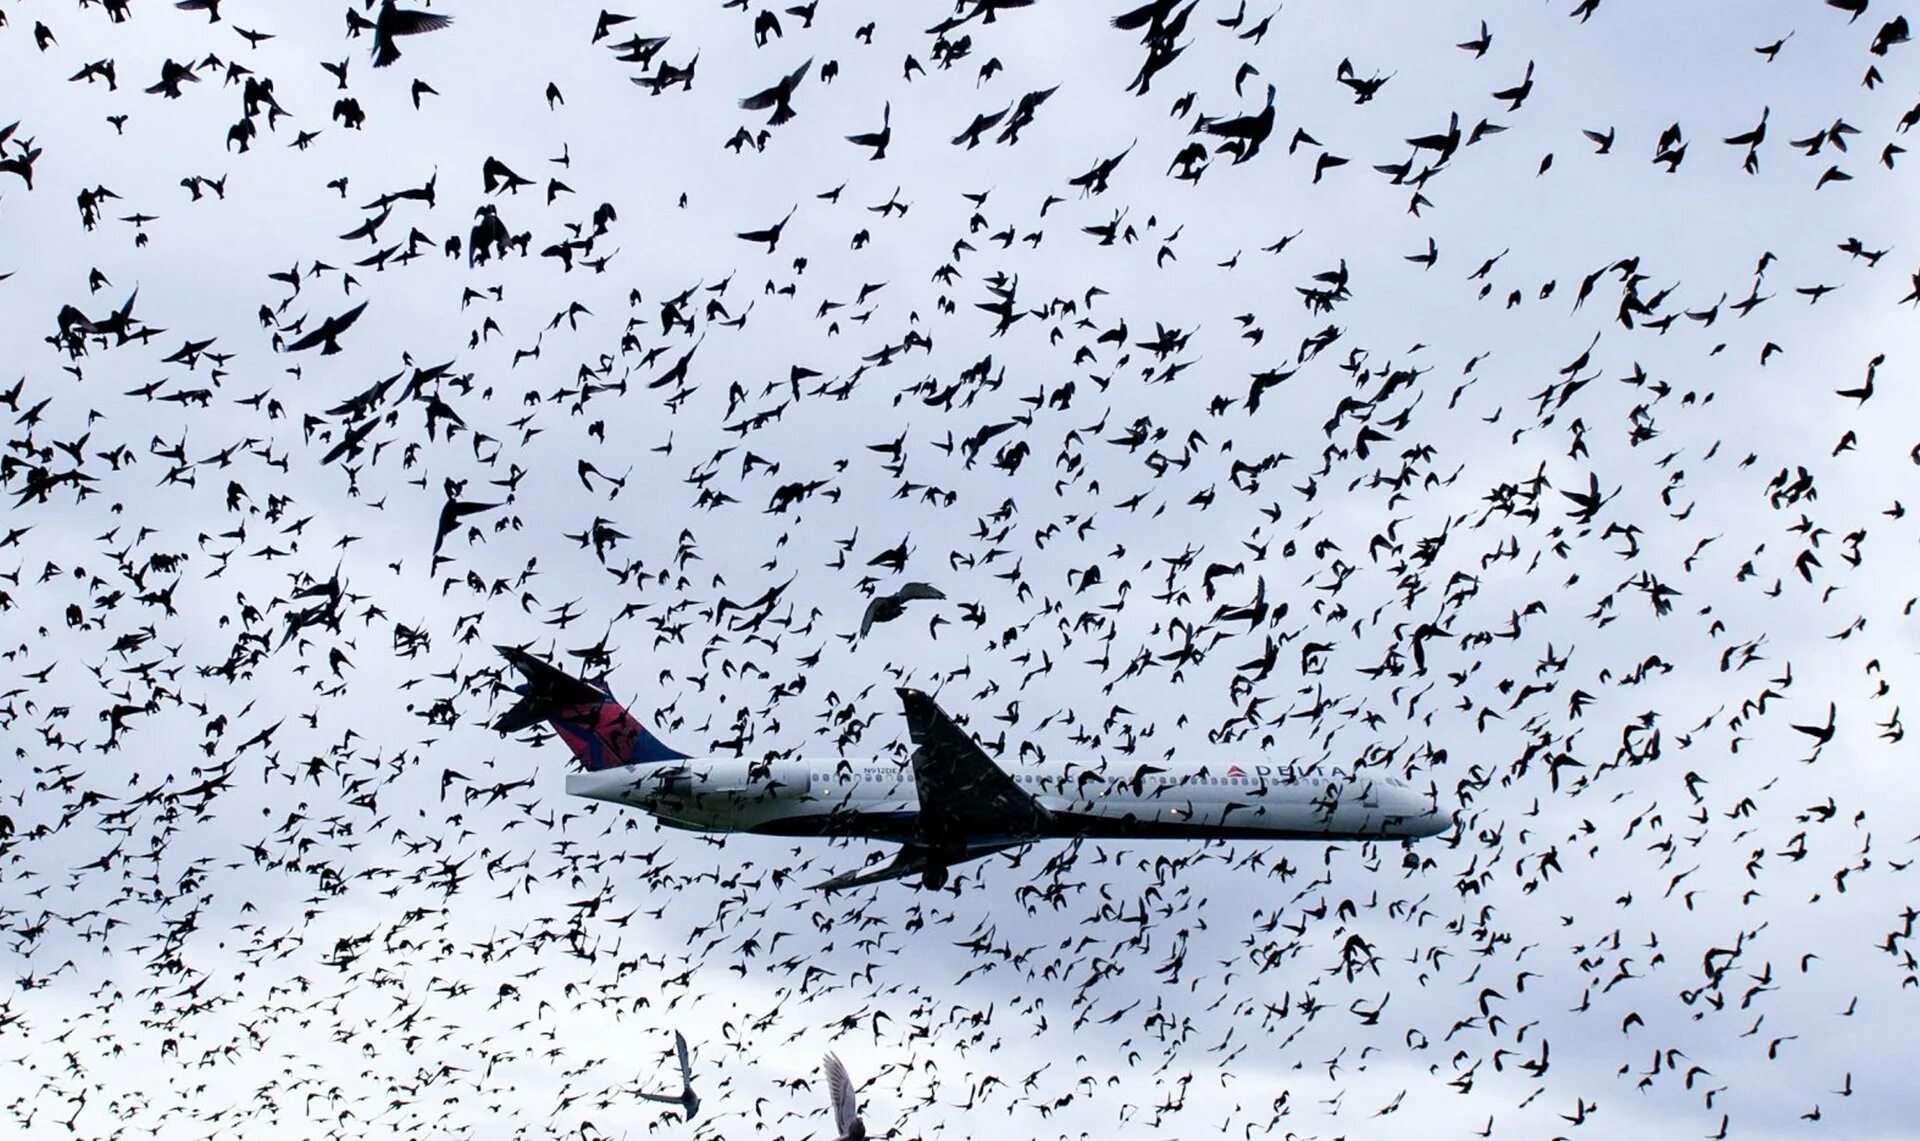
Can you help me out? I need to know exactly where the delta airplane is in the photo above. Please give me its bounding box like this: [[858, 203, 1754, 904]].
[[495, 647, 1449, 891]]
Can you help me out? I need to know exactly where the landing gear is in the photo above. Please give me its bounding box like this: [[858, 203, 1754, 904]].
[[918, 820, 963, 891]]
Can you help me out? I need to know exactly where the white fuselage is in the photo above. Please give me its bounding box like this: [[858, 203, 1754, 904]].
[[566, 757, 1448, 843]]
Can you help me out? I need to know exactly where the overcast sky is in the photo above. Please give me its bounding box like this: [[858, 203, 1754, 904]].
[[3, 0, 1919, 1137]]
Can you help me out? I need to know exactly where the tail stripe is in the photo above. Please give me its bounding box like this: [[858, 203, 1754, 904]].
[[494, 647, 687, 770]]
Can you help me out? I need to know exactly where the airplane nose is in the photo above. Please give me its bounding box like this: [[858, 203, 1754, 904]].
[[1391, 788, 1449, 838], [1412, 802, 1450, 838]]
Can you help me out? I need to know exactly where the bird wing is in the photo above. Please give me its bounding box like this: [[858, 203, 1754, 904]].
[[283, 325, 329, 353], [675, 1030, 690, 1081], [893, 582, 946, 603], [1201, 112, 1253, 138], [386, 7, 454, 36], [1111, 0, 1169, 30], [326, 301, 370, 335], [738, 85, 781, 111], [823, 1053, 861, 1134]]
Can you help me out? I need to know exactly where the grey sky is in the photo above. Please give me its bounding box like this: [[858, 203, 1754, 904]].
[[2, 0, 1918, 1138]]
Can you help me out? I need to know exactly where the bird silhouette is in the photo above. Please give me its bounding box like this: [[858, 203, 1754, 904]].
[[860, 582, 945, 636], [847, 102, 891, 160], [371, 0, 453, 68], [739, 57, 812, 125], [282, 302, 368, 355]]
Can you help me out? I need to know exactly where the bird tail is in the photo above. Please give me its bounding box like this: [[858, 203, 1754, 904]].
[[494, 646, 686, 771]]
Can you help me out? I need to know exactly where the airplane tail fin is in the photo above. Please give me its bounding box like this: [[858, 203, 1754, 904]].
[[494, 646, 687, 771]]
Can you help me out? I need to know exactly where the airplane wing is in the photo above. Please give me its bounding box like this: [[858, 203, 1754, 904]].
[[895, 687, 1052, 837], [812, 838, 1032, 893], [809, 689, 1052, 892]]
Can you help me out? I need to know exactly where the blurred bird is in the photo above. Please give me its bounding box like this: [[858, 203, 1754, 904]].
[[860, 582, 946, 636], [823, 1053, 866, 1140], [371, 0, 454, 68]]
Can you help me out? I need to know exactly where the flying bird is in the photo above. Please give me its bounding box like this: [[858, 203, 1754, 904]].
[[432, 496, 500, 558], [371, 0, 454, 68], [739, 57, 813, 125], [282, 302, 369, 355], [860, 582, 946, 636], [847, 102, 892, 159]]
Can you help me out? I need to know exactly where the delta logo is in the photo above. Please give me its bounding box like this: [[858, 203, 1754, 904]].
[[1226, 765, 1246, 779]]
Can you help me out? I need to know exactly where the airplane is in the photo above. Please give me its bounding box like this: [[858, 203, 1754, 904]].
[[494, 646, 1450, 891]]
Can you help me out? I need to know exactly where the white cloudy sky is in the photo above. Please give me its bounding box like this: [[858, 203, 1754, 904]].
[[2, 0, 1918, 1137]]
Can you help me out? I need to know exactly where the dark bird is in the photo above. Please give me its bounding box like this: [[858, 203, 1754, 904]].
[[432, 496, 500, 558], [1791, 702, 1837, 747], [1197, 83, 1277, 163], [371, 0, 454, 68], [1870, 15, 1909, 55], [0, 142, 40, 189], [146, 59, 202, 98], [754, 7, 783, 45], [739, 57, 813, 125], [928, 0, 1034, 35], [997, 85, 1058, 144], [1458, 19, 1491, 56], [1335, 57, 1392, 104], [847, 102, 891, 159], [1407, 111, 1462, 164], [482, 156, 535, 195], [283, 302, 369, 355], [860, 582, 946, 636], [1491, 60, 1536, 111], [953, 107, 1008, 148], [737, 207, 797, 252], [594, 9, 632, 43]]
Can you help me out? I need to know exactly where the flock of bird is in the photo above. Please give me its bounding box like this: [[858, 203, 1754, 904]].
[[2, 0, 1917, 1138]]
